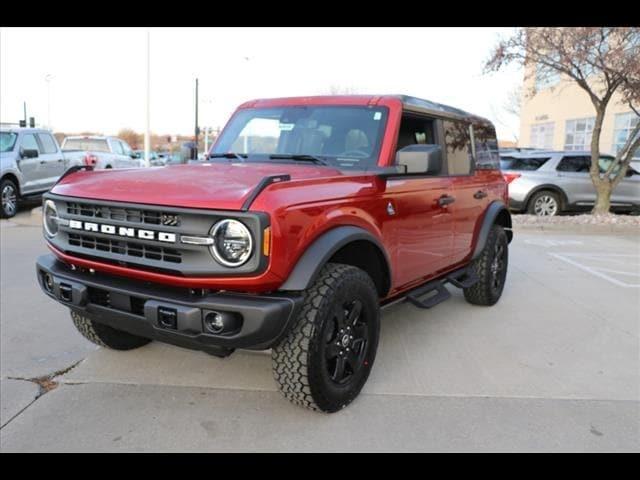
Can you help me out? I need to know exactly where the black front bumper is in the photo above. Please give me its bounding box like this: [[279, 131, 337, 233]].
[[36, 254, 303, 355]]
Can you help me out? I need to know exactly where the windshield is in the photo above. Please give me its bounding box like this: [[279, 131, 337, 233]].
[[0, 132, 18, 153], [63, 138, 110, 152], [212, 106, 389, 170]]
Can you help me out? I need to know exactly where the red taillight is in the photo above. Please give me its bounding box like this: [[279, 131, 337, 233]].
[[503, 173, 521, 184], [83, 154, 97, 166]]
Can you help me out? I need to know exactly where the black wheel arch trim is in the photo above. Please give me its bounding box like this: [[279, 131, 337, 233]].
[[472, 201, 513, 260], [278, 225, 392, 295]]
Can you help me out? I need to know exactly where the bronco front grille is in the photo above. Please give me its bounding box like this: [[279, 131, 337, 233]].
[[68, 233, 182, 263], [66, 202, 180, 226]]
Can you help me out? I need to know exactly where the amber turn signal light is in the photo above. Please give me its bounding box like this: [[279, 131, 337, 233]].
[[263, 227, 271, 256]]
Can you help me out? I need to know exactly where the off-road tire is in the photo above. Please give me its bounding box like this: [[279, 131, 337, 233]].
[[1, 178, 19, 219], [463, 225, 509, 306], [527, 190, 561, 216], [272, 263, 380, 413], [70, 310, 151, 350]]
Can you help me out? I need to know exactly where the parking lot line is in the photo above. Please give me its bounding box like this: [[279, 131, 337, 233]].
[[549, 253, 640, 288]]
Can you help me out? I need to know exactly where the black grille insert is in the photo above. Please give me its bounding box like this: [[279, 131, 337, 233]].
[[69, 234, 182, 263], [66, 202, 178, 226]]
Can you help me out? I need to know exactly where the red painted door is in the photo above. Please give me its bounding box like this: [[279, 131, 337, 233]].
[[383, 176, 455, 291], [449, 172, 490, 264]]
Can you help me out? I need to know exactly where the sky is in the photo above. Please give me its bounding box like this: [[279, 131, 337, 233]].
[[0, 27, 523, 141]]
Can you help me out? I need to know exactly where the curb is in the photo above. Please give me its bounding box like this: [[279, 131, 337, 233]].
[[512, 222, 639, 234]]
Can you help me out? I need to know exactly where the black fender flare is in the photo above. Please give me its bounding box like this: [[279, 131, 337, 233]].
[[472, 201, 513, 260], [278, 225, 391, 293]]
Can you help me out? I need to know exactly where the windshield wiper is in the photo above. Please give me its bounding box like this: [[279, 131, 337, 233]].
[[209, 152, 248, 161], [268, 154, 329, 166]]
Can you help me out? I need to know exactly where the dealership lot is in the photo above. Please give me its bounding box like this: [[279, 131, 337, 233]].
[[0, 210, 638, 452]]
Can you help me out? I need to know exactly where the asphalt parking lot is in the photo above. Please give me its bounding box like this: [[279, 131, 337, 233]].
[[1, 208, 638, 452]]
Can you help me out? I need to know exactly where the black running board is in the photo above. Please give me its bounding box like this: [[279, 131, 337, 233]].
[[405, 266, 478, 309]]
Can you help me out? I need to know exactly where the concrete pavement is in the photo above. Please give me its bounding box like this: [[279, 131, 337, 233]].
[[1, 208, 638, 451]]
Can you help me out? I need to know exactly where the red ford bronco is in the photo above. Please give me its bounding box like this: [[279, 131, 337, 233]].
[[36, 95, 512, 412]]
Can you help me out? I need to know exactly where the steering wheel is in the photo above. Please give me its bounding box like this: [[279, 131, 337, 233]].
[[338, 149, 369, 158]]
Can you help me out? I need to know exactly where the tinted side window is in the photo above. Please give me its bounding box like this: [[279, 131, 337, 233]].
[[37, 133, 58, 154], [21, 134, 40, 152], [501, 156, 550, 171], [396, 114, 435, 152], [557, 156, 591, 172], [473, 122, 500, 170], [443, 120, 472, 175]]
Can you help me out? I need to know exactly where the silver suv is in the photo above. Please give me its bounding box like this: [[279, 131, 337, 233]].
[[501, 150, 640, 216], [1, 128, 67, 218]]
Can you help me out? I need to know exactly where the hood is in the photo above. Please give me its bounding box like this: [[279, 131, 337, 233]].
[[51, 162, 346, 211]]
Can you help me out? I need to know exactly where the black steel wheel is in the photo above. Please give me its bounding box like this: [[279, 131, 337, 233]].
[[463, 224, 509, 306], [272, 263, 380, 413]]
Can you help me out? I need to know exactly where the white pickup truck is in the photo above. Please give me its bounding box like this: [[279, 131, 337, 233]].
[[61, 136, 142, 170]]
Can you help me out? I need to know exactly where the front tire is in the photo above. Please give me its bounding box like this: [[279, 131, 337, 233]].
[[71, 310, 151, 350], [272, 263, 380, 413], [463, 225, 509, 306], [1, 178, 19, 219]]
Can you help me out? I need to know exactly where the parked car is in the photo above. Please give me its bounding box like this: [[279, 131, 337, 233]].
[[501, 150, 640, 216], [36, 94, 513, 412], [133, 150, 166, 166], [61, 136, 141, 170], [1, 127, 69, 218]]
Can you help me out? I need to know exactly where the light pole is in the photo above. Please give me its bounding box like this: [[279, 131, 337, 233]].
[[45, 74, 53, 129], [144, 30, 151, 168]]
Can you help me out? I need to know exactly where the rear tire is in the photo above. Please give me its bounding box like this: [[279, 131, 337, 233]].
[[528, 190, 561, 216], [463, 225, 509, 306], [71, 310, 151, 350], [1, 178, 19, 219], [272, 263, 380, 413]]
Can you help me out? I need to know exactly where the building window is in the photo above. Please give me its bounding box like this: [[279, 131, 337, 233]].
[[612, 112, 640, 160], [564, 117, 595, 151], [530, 122, 554, 149], [535, 63, 560, 91]]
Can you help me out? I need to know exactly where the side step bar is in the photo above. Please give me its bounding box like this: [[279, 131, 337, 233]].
[[405, 266, 479, 309]]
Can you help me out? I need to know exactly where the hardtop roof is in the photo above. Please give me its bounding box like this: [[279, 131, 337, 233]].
[[241, 94, 493, 125]]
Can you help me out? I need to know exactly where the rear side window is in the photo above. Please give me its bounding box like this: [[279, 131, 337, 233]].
[[500, 156, 550, 171], [37, 133, 58, 154], [111, 140, 124, 155], [63, 138, 110, 152], [473, 122, 500, 170], [21, 134, 40, 152], [557, 156, 591, 172], [443, 119, 473, 175]]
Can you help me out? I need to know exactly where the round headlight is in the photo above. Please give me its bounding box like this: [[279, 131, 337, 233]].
[[43, 199, 59, 237], [210, 219, 253, 267]]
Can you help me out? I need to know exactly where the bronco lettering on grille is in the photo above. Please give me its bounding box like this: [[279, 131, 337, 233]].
[[68, 220, 176, 243]]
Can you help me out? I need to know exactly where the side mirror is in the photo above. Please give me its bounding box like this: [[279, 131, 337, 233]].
[[21, 148, 39, 159], [396, 144, 442, 175]]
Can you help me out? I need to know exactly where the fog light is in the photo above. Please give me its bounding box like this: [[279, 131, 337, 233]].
[[204, 312, 225, 333], [203, 310, 242, 335], [44, 273, 54, 292]]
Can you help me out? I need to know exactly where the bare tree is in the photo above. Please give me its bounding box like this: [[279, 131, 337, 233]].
[[117, 128, 143, 150], [485, 27, 640, 215]]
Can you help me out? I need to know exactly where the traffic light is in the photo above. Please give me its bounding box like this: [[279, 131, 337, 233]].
[[19, 120, 26, 127], [29, 117, 35, 128]]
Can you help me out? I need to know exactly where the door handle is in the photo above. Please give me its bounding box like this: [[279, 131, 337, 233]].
[[474, 190, 488, 200], [438, 194, 455, 207]]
